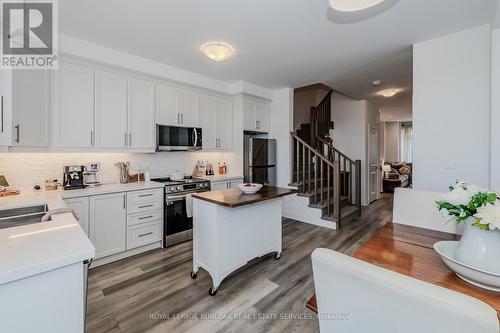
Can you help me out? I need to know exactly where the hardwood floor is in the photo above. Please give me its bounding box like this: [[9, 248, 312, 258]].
[[86, 193, 393, 333]]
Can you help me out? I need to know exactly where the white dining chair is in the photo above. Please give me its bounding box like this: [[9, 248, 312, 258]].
[[393, 187, 462, 234], [312, 248, 499, 333]]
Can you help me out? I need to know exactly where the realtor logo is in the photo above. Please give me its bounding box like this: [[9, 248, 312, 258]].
[[1, 0, 58, 69]]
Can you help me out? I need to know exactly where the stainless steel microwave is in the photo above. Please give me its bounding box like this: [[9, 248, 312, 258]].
[[156, 125, 202, 151]]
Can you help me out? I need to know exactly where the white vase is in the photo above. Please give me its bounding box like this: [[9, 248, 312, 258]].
[[455, 217, 500, 274]]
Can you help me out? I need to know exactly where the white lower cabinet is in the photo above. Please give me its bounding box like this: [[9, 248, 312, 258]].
[[64, 196, 90, 236], [65, 188, 163, 264], [210, 178, 244, 191], [90, 192, 127, 259]]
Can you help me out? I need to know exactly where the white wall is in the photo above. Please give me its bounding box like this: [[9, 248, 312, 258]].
[[413, 25, 491, 191], [491, 28, 500, 190], [384, 122, 400, 162], [330, 92, 371, 205], [0, 151, 239, 191], [270, 88, 294, 187]]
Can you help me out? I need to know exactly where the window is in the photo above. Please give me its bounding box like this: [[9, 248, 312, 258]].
[[400, 122, 413, 163]]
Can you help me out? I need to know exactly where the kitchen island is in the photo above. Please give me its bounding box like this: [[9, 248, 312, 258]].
[[191, 186, 296, 295]]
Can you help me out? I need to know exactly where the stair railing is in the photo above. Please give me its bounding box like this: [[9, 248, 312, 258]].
[[292, 132, 342, 223], [316, 136, 362, 213], [310, 91, 333, 148]]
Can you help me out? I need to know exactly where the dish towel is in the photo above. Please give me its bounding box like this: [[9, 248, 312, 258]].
[[185, 193, 193, 218]]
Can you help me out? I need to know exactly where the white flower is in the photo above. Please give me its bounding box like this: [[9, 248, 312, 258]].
[[442, 181, 486, 207], [442, 186, 472, 206], [475, 201, 500, 230]]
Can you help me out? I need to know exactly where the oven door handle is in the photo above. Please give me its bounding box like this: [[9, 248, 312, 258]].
[[166, 192, 198, 202]]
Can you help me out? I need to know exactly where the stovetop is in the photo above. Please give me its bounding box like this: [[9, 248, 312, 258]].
[[151, 176, 211, 194], [151, 176, 205, 186]]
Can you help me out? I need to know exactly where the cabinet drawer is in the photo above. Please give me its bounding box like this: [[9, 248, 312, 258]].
[[127, 200, 162, 214], [127, 210, 162, 226], [127, 220, 162, 250], [127, 189, 163, 204]]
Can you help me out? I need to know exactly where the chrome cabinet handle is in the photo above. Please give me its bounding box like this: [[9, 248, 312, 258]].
[[138, 194, 153, 198], [15, 125, 20, 143], [90, 131, 94, 146], [129, 133, 132, 146], [138, 215, 153, 220], [139, 204, 154, 209], [124, 133, 128, 146], [256, 120, 260, 130], [181, 113, 184, 124], [138, 232, 153, 237], [177, 113, 180, 124], [123, 195, 126, 209]]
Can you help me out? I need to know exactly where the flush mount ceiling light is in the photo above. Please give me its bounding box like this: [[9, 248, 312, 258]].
[[329, 0, 387, 12], [201, 42, 235, 61], [380, 89, 398, 98], [372, 80, 382, 86]]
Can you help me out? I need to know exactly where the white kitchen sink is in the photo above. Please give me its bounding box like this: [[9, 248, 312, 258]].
[[0, 204, 49, 230]]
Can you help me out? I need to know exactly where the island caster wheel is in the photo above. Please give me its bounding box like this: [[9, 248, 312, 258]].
[[274, 252, 281, 260], [209, 286, 217, 296], [190, 271, 198, 279]]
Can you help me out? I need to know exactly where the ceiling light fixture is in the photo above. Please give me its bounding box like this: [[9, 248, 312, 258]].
[[329, 0, 387, 12], [201, 42, 235, 61], [380, 89, 398, 98], [372, 80, 382, 86]]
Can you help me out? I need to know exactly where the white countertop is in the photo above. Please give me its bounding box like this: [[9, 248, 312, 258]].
[[0, 181, 163, 286], [201, 175, 244, 182]]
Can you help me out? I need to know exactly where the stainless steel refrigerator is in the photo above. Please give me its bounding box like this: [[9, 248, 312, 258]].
[[244, 134, 277, 185]]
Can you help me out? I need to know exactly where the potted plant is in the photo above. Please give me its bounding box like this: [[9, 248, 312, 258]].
[[436, 181, 500, 274]]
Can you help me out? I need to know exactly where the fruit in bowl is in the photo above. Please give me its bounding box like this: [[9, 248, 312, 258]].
[[238, 183, 263, 194]]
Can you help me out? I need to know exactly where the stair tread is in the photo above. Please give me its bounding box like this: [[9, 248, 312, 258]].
[[320, 205, 359, 222]]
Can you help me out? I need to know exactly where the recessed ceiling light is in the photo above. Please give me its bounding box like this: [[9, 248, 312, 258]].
[[372, 80, 382, 86], [380, 89, 398, 98], [201, 42, 235, 61], [329, 0, 387, 12]]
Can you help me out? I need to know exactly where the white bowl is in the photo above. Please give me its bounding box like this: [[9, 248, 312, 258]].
[[238, 183, 263, 194], [434, 241, 500, 292], [170, 171, 184, 181]]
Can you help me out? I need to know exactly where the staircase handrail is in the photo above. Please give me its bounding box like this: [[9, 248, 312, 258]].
[[291, 132, 336, 169], [315, 135, 355, 164]]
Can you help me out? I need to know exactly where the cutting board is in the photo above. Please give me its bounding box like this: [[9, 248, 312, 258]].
[[0, 189, 21, 197]]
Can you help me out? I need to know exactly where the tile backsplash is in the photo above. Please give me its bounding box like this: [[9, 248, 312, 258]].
[[0, 152, 242, 191]]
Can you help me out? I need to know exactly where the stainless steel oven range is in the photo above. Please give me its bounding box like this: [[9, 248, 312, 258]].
[[151, 176, 210, 247]]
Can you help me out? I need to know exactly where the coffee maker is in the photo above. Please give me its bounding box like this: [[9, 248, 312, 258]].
[[84, 162, 101, 187], [63, 165, 86, 190]]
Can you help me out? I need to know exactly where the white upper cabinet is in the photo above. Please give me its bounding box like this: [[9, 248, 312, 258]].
[[94, 71, 128, 148], [156, 85, 200, 128], [201, 95, 232, 150], [180, 91, 200, 127], [243, 99, 270, 133], [128, 79, 155, 149], [52, 62, 94, 148], [216, 98, 233, 150], [11, 70, 49, 147], [156, 84, 180, 126], [201, 95, 217, 150], [255, 103, 270, 132]]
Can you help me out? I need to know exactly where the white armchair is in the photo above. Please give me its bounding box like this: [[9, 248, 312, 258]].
[[312, 248, 499, 333]]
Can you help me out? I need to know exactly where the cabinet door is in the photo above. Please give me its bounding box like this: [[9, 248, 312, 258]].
[[11, 70, 49, 146], [64, 197, 90, 236], [201, 95, 217, 150], [216, 98, 233, 150], [156, 85, 180, 126], [210, 181, 228, 191], [90, 193, 127, 259], [228, 178, 243, 188], [243, 101, 257, 131], [0, 70, 12, 146], [255, 103, 270, 133], [94, 71, 128, 148], [128, 79, 155, 149], [53, 63, 94, 148], [180, 91, 200, 127]]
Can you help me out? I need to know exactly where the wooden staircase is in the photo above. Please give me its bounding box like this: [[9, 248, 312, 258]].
[[290, 91, 361, 228]]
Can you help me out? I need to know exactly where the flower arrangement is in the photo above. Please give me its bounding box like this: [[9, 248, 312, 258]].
[[436, 181, 500, 231]]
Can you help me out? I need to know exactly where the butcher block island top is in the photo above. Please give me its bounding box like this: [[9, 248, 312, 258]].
[[192, 185, 296, 208]]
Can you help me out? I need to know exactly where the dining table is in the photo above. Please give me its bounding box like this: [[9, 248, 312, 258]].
[[306, 223, 500, 318]]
